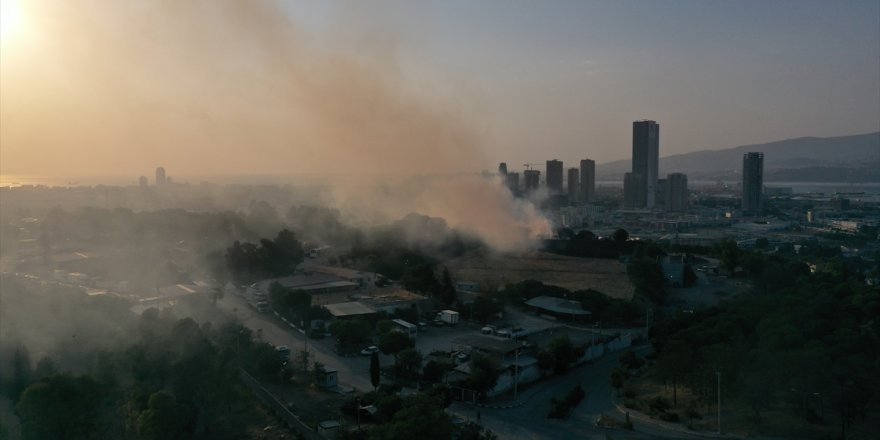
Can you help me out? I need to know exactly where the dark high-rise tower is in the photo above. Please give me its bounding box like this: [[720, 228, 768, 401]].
[[155, 167, 166, 185], [632, 120, 659, 208], [506, 172, 520, 194], [523, 170, 541, 193], [547, 159, 562, 194], [665, 173, 688, 212], [567, 168, 579, 204], [623, 172, 646, 209], [546, 160, 563, 193], [579, 159, 595, 203], [742, 152, 764, 216], [498, 162, 508, 176]]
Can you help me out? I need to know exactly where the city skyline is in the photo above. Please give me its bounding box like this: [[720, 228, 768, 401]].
[[1, 1, 877, 178]]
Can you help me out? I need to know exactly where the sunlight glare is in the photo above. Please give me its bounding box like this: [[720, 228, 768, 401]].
[[0, 0, 22, 41]]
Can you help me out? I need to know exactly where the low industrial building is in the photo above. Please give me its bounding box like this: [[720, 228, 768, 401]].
[[524, 296, 592, 321]]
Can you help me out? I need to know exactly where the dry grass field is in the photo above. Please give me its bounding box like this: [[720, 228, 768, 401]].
[[443, 250, 634, 299]]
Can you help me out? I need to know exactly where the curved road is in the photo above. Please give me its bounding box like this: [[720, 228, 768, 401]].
[[449, 346, 722, 440], [220, 293, 730, 439]]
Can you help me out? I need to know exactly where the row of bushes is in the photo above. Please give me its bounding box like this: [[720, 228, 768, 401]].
[[547, 384, 586, 419]]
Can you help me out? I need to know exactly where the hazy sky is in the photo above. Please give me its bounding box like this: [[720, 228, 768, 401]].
[[1, 0, 878, 179]]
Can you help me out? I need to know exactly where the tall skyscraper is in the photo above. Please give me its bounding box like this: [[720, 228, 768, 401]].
[[567, 168, 579, 204], [579, 159, 595, 203], [546, 160, 563, 193], [523, 170, 541, 193], [506, 172, 520, 194], [155, 167, 166, 185], [632, 120, 659, 208], [498, 162, 508, 176], [623, 172, 646, 209], [656, 178, 667, 209], [742, 152, 764, 216], [666, 173, 689, 212]]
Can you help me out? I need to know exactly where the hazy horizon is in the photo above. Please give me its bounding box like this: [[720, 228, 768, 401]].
[[1, 0, 878, 178]]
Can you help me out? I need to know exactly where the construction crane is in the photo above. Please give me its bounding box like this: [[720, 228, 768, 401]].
[[523, 163, 542, 171]]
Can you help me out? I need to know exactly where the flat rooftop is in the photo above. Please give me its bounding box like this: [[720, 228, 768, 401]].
[[452, 335, 522, 355], [324, 301, 376, 317], [256, 275, 358, 292], [525, 296, 591, 316]]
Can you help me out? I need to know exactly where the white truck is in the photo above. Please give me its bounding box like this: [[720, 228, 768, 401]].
[[438, 310, 460, 325]]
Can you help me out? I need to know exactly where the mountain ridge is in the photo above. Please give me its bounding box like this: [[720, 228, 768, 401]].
[[597, 132, 880, 181]]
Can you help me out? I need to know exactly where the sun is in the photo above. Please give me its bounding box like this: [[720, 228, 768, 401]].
[[0, 0, 22, 41]]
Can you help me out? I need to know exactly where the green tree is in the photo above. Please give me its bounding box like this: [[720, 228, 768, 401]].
[[422, 360, 451, 386], [456, 422, 498, 440], [395, 348, 423, 381], [656, 340, 693, 406], [8, 345, 32, 401], [716, 239, 741, 276], [627, 258, 666, 304], [16, 375, 104, 440], [370, 352, 381, 391], [613, 228, 629, 242], [379, 331, 414, 358], [471, 294, 502, 324], [137, 391, 193, 440], [33, 356, 57, 381], [464, 353, 501, 399], [369, 394, 454, 440], [547, 336, 578, 375], [330, 319, 373, 352], [611, 369, 625, 393]]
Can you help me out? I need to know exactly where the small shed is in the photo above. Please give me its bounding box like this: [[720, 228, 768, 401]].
[[316, 367, 339, 389], [317, 420, 341, 434]]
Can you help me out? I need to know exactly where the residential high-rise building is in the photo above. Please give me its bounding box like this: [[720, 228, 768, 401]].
[[632, 120, 659, 208], [506, 172, 520, 194], [155, 167, 166, 185], [567, 168, 579, 204], [742, 152, 764, 216], [498, 162, 508, 176], [546, 160, 563, 193], [138, 176, 148, 188], [655, 178, 667, 209], [579, 159, 595, 203], [665, 173, 689, 212], [623, 172, 646, 209], [523, 170, 541, 193]]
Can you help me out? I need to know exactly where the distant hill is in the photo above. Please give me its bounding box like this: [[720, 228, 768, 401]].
[[597, 132, 880, 182]]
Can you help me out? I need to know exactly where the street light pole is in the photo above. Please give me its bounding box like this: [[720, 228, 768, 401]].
[[514, 348, 519, 400], [716, 371, 722, 435]]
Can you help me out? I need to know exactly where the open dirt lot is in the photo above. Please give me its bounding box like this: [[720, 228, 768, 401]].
[[444, 251, 634, 299]]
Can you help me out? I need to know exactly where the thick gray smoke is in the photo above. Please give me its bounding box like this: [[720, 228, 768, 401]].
[[0, 0, 550, 249]]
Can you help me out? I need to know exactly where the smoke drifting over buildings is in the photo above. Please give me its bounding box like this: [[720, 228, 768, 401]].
[[0, 1, 550, 250]]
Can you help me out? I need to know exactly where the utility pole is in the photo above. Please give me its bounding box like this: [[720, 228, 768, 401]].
[[716, 371, 722, 435], [303, 318, 310, 372], [514, 348, 519, 400]]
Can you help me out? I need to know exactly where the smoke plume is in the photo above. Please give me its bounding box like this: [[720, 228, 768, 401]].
[[0, 0, 550, 249]]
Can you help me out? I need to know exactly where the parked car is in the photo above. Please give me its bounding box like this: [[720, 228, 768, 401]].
[[275, 345, 291, 361], [360, 346, 380, 356]]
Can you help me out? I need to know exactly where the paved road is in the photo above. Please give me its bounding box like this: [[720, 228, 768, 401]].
[[219, 294, 732, 439], [218, 293, 378, 391], [449, 346, 720, 440]]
